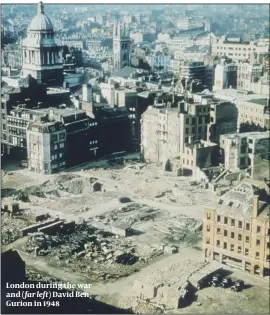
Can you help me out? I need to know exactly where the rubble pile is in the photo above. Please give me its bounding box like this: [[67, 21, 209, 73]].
[[1, 209, 35, 245], [25, 232, 61, 253], [14, 190, 30, 202], [1, 228, 22, 245], [24, 222, 142, 268], [83, 236, 139, 265], [23, 224, 93, 254], [92, 204, 160, 228], [153, 215, 202, 245], [14, 174, 104, 201]]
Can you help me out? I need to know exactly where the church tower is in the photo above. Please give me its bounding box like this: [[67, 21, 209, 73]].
[[22, 1, 63, 86], [113, 21, 131, 71]]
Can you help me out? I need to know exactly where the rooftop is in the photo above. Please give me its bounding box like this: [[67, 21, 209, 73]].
[[215, 182, 269, 220], [28, 2, 53, 32], [112, 66, 148, 79], [246, 98, 269, 106], [222, 131, 270, 141], [214, 89, 269, 102]]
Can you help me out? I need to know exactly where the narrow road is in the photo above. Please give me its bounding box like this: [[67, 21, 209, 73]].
[[12, 247, 270, 299]]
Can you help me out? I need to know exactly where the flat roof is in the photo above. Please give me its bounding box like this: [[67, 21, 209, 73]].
[[222, 131, 269, 140], [214, 89, 269, 102], [246, 98, 268, 106]]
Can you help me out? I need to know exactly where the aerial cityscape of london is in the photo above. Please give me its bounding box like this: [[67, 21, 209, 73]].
[[1, 1, 270, 314]]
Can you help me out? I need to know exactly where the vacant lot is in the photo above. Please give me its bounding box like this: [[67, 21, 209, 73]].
[[2, 160, 269, 314]]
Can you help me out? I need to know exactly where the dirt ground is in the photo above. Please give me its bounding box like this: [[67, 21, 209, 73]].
[[1, 159, 269, 314]]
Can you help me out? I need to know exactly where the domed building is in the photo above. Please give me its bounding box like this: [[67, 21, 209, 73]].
[[22, 1, 64, 86]]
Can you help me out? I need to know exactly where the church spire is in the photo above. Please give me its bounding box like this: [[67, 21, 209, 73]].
[[38, 1, 45, 15]]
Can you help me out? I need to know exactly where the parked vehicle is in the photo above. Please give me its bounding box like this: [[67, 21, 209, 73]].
[[194, 268, 223, 290], [209, 274, 223, 287], [220, 277, 232, 288], [231, 280, 244, 292]]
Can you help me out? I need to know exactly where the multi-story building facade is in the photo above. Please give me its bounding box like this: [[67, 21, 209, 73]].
[[1, 78, 70, 157], [237, 62, 263, 90], [145, 50, 171, 73], [208, 100, 238, 144], [205, 65, 215, 91], [238, 98, 270, 132], [203, 181, 270, 277], [94, 106, 133, 157], [130, 31, 143, 44], [236, 62, 269, 95], [212, 37, 269, 63], [178, 61, 206, 86], [140, 101, 218, 174], [213, 58, 237, 91], [259, 52, 270, 76], [3, 105, 99, 167], [27, 121, 67, 174], [174, 45, 210, 63], [220, 131, 270, 177]]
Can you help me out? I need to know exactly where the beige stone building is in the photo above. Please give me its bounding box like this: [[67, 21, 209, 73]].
[[212, 37, 269, 62], [238, 98, 269, 131], [141, 102, 218, 175], [27, 121, 67, 174], [203, 181, 270, 277], [141, 103, 209, 163], [237, 62, 269, 95]]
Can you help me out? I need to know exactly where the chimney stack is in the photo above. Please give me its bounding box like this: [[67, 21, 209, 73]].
[[253, 195, 259, 218]]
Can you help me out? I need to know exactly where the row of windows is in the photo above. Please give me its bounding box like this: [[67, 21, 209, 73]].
[[215, 228, 269, 247], [185, 134, 207, 143], [215, 46, 256, 51], [185, 117, 205, 125], [216, 215, 247, 228], [185, 126, 207, 134], [51, 133, 65, 142], [52, 143, 65, 150], [183, 158, 194, 166], [7, 120, 28, 127], [214, 241, 270, 261], [216, 52, 248, 58], [51, 153, 64, 160], [206, 213, 270, 235]]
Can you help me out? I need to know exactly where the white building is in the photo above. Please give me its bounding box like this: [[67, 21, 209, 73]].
[[130, 31, 143, 44], [213, 58, 237, 91], [220, 132, 270, 178], [146, 50, 171, 72], [212, 36, 269, 63], [237, 62, 269, 95], [157, 32, 171, 42]]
